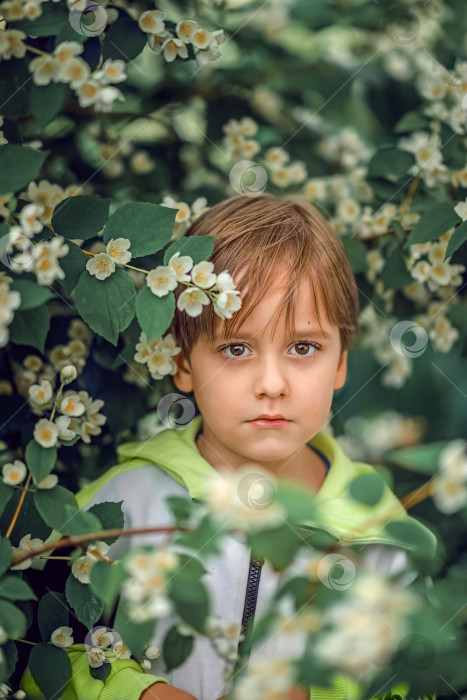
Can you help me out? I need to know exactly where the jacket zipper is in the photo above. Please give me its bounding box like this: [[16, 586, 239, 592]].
[[234, 554, 264, 672]]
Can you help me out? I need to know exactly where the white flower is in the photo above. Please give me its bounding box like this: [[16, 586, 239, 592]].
[[87, 646, 106, 668], [94, 86, 125, 112], [213, 290, 242, 320], [60, 393, 86, 417], [191, 197, 208, 218], [138, 9, 165, 35], [33, 418, 59, 448], [20, 204, 44, 237], [161, 37, 188, 63], [176, 287, 210, 318], [11, 533, 44, 570], [51, 626, 74, 648], [93, 59, 127, 85], [190, 28, 213, 50], [454, 199, 467, 221], [411, 260, 431, 283], [176, 19, 197, 44], [146, 265, 178, 297], [29, 379, 53, 407], [145, 644, 161, 660], [0, 30, 27, 61], [76, 80, 101, 108], [55, 415, 77, 441], [37, 474, 58, 489], [72, 554, 95, 584], [141, 659, 152, 669], [56, 57, 90, 89], [54, 41, 83, 62], [203, 465, 285, 531], [2, 460, 27, 486], [113, 640, 131, 659], [190, 261, 216, 289], [337, 198, 361, 224], [168, 252, 193, 282], [87, 541, 110, 561], [60, 364, 78, 384], [91, 627, 114, 648], [86, 252, 116, 280], [106, 238, 131, 265]]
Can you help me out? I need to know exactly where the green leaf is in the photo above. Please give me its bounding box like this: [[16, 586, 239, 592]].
[[380, 246, 412, 291], [8, 304, 51, 353], [162, 625, 194, 672], [114, 600, 156, 660], [87, 501, 124, 546], [58, 239, 86, 295], [38, 591, 69, 642], [168, 573, 209, 632], [102, 16, 147, 61], [367, 148, 415, 183], [404, 203, 461, 248], [34, 485, 78, 531], [0, 639, 18, 684], [341, 237, 368, 274], [29, 82, 67, 128], [25, 440, 57, 485], [0, 145, 48, 196], [74, 267, 136, 346], [0, 599, 27, 638], [163, 236, 215, 266], [0, 575, 37, 602], [8, 279, 54, 310], [62, 504, 102, 536], [0, 539, 13, 579], [89, 560, 126, 617], [275, 482, 317, 524], [103, 202, 176, 258], [135, 286, 175, 342], [65, 574, 104, 630], [385, 518, 437, 559], [175, 514, 222, 556], [248, 524, 301, 570], [90, 662, 111, 682], [28, 643, 72, 700], [165, 496, 194, 528], [348, 472, 386, 506], [52, 195, 111, 241], [0, 482, 14, 518], [445, 220, 467, 260], [394, 111, 429, 133], [386, 441, 449, 475]]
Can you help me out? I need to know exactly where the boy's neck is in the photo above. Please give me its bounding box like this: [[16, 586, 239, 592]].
[[195, 430, 328, 494]]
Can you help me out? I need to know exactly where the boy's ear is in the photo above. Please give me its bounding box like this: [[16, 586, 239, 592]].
[[334, 350, 347, 390], [172, 350, 194, 393]]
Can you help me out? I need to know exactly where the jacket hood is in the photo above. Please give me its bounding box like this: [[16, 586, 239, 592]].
[[77, 414, 437, 557]]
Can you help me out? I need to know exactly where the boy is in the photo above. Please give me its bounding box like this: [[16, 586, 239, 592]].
[[22, 193, 437, 700]]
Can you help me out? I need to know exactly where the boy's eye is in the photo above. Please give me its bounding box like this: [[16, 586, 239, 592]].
[[217, 342, 320, 360]]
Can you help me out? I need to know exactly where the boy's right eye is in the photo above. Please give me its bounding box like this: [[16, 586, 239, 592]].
[[217, 343, 250, 359]]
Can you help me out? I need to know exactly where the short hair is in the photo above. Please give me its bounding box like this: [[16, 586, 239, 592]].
[[168, 192, 360, 362]]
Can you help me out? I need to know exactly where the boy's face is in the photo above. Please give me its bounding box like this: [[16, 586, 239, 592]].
[[172, 268, 347, 473]]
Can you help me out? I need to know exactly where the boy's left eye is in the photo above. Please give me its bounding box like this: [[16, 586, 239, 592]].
[[217, 342, 320, 360]]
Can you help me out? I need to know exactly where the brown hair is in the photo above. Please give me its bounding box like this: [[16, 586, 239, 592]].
[[168, 192, 359, 362]]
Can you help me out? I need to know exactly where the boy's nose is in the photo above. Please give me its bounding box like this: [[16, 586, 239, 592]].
[[253, 357, 289, 398]]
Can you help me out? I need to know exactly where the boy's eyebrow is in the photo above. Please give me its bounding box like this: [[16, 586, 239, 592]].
[[214, 327, 332, 340]]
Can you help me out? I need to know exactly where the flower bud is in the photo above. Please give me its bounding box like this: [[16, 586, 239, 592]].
[[145, 644, 161, 660], [60, 365, 77, 384]]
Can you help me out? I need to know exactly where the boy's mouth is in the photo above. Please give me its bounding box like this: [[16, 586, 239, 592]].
[[248, 416, 291, 428]]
